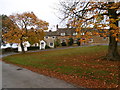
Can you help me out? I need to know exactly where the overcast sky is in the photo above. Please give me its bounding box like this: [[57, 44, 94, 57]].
[[0, 0, 62, 31]]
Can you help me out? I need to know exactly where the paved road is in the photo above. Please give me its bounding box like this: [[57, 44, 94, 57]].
[[2, 61, 76, 88]]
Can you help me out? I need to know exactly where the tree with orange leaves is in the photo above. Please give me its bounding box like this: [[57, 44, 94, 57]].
[[2, 12, 49, 53], [58, 0, 120, 60]]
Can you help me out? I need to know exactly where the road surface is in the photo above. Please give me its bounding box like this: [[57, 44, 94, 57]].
[[2, 61, 76, 88]]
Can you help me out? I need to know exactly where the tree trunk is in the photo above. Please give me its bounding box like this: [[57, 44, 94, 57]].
[[105, 2, 120, 60], [106, 35, 120, 60], [20, 42, 25, 53], [20, 37, 25, 53]]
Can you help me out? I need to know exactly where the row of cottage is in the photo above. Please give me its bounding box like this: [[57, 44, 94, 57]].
[[1, 25, 109, 52], [43, 25, 109, 47]]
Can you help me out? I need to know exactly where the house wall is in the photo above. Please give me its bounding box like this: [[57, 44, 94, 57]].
[[44, 36, 55, 48], [91, 36, 109, 45], [39, 40, 46, 50]]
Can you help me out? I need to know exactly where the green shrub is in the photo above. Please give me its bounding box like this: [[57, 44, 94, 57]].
[[12, 48, 18, 52], [77, 38, 81, 46], [54, 40, 61, 48], [68, 38, 74, 46], [2, 48, 18, 53], [28, 46, 39, 50], [45, 45, 50, 49], [61, 42, 67, 46]]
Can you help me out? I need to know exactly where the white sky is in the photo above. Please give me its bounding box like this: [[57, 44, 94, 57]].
[[0, 0, 61, 31]]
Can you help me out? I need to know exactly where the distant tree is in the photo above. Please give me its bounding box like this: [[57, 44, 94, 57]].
[[58, 0, 120, 60], [2, 12, 49, 53]]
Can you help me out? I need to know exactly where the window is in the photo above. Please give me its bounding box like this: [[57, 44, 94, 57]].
[[90, 39, 93, 42], [103, 37, 106, 40], [74, 40, 77, 43], [50, 43, 53, 46], [61, 33, 65, 36], [3, 44, 6, 46], [81, 33, 85, 35], [45, 37, 48, 39], [52, 36, 55, 38], [41, 42, 44, 44], [73, 32, 77, 36]]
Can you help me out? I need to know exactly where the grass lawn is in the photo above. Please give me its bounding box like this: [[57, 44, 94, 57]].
[[3, 45, 120, 88]]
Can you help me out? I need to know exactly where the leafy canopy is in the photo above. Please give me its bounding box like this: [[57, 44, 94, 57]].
[[2, 12, 49, 44], [58, 1, 120, 41]]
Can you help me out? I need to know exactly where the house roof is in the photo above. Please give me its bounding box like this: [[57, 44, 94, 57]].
[[45, 31, 59, 36], [45, 25, 109, 37], [45, 27, 76, 36]]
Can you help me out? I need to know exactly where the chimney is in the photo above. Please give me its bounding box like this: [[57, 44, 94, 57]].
[[49, 30, 52, 32], [66, 24, 69, 28], [56, 24, 58, 30]]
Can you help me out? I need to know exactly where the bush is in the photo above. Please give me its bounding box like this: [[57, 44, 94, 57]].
[[2, 48, 18, 53], [61, 42, 67, 46], [12, 48, 18, 52], [28, 46, 39, 50], [45, 45, 50, 49], [68, 38, 74, 46], [77, 38, 81, 46], [4, 48, 13, 52], [54, 40, 61, 48]]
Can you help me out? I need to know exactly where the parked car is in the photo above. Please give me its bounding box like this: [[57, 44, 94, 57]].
[[1, 43, 11, 49], [1, 43, 18, 49], [11, 43, 18, 48]]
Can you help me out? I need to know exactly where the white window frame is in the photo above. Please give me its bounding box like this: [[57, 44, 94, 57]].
[[81, 33, 85, 35], [103, 37, 107, 40], [61, 33, 65, 36], [73, 32, 78, 36], [49, 43, 53, 46]]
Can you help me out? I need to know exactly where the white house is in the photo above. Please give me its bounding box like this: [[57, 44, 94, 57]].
[[1, 38, 54, 52], [39, 40, 46, 50]]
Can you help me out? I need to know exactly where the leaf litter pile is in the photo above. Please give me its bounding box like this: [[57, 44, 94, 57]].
[[3, 46, 120, 88]]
